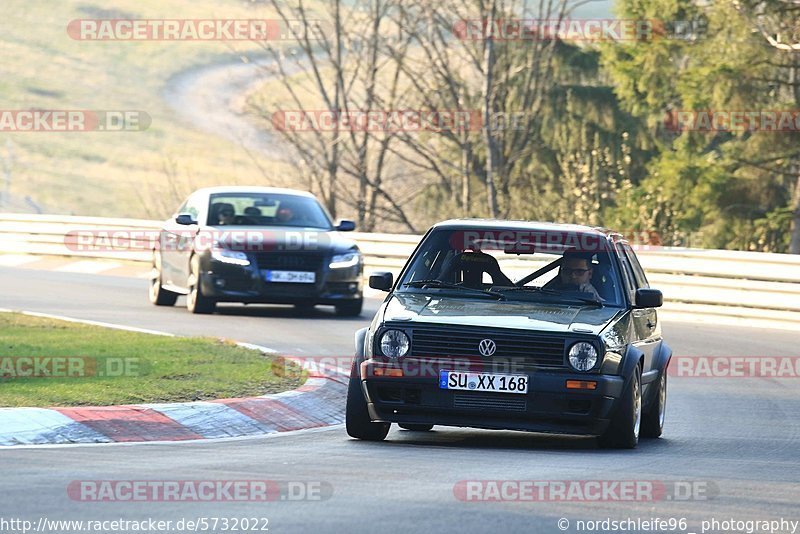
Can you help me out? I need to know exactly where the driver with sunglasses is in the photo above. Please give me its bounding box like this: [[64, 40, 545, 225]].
[[550, 248, 602, 300]]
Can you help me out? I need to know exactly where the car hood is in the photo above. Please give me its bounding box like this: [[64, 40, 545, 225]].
[[381, 293, 623, 335], [199, 225, 357, 252]]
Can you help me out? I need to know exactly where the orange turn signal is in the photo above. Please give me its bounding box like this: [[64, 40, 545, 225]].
[[566, 380, 597, 390], [372, 367, 404, 377]]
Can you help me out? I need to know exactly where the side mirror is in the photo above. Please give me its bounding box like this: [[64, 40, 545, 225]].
[[175, 213, 197, 226], [335, 219, 356, 232], [369, 271, 393, 292], [634, 288, 663, 308]]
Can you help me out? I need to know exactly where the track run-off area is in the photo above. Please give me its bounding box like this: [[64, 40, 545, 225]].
[[1, 266, 798, 534]]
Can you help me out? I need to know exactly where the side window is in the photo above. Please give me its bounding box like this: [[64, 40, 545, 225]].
[[622, 244, 649, 288], [175, 199, 188, 216], [615, 244, 638, 301], [183, 195, 201, 221]]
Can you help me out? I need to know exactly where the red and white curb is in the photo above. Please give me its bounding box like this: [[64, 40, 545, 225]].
[[0, 254, 149, 278], [0, 311, 349, 447]]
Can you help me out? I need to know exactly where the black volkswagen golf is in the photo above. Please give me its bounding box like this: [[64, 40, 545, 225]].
[[149, 186, 363, 316], [347, 220, 671, 448]]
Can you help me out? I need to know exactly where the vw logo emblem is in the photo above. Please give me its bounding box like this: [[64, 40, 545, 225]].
[[478, 339, 496, 357]]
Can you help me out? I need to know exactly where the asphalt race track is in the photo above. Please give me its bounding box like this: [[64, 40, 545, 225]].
[[1, 266, 799, 533]]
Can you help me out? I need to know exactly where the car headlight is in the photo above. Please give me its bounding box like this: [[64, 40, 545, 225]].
[[568, 342, 598, 371], [330, 251, 361, 269], [380, 330, 410, 359], [211, 247, 250, 266]]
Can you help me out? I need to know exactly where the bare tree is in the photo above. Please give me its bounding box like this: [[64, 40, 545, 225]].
[[257, 0, 347, 217], [387, 0, 572, 219], [253, 0, 419, 232]]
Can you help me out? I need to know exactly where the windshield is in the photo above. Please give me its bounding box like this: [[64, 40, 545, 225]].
[[207, 193, 333, 230], [397, 228, 625, 307]]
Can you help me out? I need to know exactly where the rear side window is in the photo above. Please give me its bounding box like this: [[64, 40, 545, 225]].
[[622, 244, 649, 288], [614, 244, 638, 301]]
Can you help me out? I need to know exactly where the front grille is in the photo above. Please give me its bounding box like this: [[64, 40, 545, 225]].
[[403, 323, 566, 367], [254, 252, 325, 271], [453, 393, 527, 412]]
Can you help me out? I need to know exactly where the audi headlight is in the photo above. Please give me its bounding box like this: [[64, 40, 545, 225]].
[[211, 247, 250, 266], [380, 330, 410, 359], [568, 342, 598, 371], [330, 251, 361, 269]]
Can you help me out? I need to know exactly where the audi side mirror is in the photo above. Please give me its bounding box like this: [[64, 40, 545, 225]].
[[336, 220, 356, 232], [175, 213, 197, 226]]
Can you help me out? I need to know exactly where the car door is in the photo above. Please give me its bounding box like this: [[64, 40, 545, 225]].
[[619, 243, 661, 389], [159, 200, 186, 286], [162, 194, 202, 287], [175, 194, 204, 286]]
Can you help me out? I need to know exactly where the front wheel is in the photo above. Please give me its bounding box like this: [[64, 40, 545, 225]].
[[641, 371, 667, 438], [187, 255, 216, 314], [598, 365, 641, 449], [346, 361, 390, 441], [149, 251, 178, 306]]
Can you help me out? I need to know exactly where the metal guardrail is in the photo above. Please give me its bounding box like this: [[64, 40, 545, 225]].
[[2, 214, 800, 320]]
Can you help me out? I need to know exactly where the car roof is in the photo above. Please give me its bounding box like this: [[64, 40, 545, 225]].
[[431, 218, 623, 240], [195, 186, 317, 198]]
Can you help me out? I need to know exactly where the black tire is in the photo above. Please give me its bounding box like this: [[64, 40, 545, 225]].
[[641, 371, 667, 438], [399, 424, 434, 432], [346, 361, 390, 441], [187, 255, 216, 314], [598, 365, 641, 449], [149, 252, 178, 306], [335, 299, 363, 317]]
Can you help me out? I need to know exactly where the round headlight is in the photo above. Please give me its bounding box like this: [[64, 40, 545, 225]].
[[568, 342, 598, 371], [380, 330, 410, 359]]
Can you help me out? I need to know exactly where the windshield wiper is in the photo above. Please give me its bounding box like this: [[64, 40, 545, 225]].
[[498, 286, 604, 306], [402, 279, 506, 300], [500, 286, 562, 296], [564, 295, 604, 306]]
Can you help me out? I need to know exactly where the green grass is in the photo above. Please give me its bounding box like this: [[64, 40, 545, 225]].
[[1, 0, 309, 219], [0, 312, 305, 407]]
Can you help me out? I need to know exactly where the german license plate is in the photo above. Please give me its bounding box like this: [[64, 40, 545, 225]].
[[439, 370, 528, 394], [265, 270, 316, 283]]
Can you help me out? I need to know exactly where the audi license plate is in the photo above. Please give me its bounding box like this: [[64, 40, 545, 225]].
[[265, 270, 316, 283], [439, 370, 528, 394]]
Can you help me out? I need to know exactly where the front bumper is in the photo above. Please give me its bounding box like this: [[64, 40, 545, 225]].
[[200, 259, 362, 304], [360, 359, 624, 436]]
